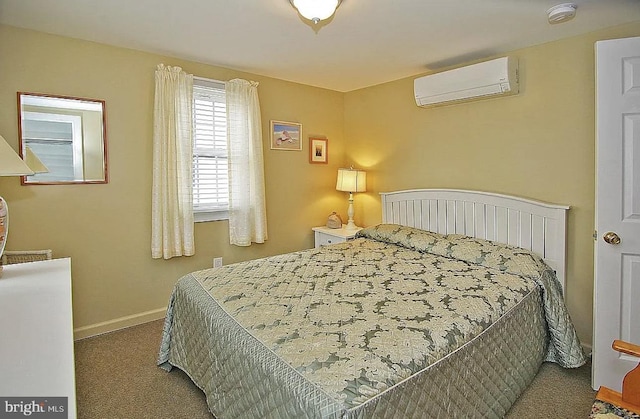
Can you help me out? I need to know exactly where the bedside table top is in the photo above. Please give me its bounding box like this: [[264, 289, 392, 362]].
[[312, 225, 363, 238]]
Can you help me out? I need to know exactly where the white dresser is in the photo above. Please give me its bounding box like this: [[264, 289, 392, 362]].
[[0, 258, 76, 418]]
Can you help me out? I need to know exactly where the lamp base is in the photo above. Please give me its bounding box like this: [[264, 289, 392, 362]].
[[344, 192, 358, 230], [0, 197, 7, 278], [344, 220, 359, 230]]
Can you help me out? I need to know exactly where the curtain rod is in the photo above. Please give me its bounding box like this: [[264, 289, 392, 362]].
[[194, 75, 225, 84]]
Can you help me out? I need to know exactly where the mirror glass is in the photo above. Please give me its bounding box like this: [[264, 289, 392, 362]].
[[17, 92, 108, 184]]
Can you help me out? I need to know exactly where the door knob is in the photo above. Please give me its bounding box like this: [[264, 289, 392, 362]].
[[603, 231, 621, 245]]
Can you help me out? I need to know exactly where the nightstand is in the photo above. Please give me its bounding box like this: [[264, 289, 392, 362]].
[[312, 225, 362, 248]]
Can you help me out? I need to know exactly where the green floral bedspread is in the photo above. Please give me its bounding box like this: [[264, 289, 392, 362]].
[[178, 224, 586, 410]]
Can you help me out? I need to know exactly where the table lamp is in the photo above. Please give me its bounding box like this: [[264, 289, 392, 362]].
[[0, 135, 35, 276], [25, 146, 49, 175], [336, 167, 366, 230]]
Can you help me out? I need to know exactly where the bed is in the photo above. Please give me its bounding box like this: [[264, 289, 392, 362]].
[[158, 189, 586, 418]]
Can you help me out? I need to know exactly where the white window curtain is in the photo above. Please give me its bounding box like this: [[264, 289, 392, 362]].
[[151, 64, 195, 259], [226, 79, 268, 246]]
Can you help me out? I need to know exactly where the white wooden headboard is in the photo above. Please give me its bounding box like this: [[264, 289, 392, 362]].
[[380, 189, 569, 293]]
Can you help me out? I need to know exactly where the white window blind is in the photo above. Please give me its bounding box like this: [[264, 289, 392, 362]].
[[22, 112, 83, 182], [193, 78, 228, 221]]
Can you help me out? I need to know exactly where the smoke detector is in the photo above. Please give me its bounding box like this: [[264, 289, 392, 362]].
[[547, 3, 577, 24]]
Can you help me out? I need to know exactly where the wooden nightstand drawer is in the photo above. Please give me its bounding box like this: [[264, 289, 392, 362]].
[[316, 232, 346, 247], [312, 225, 362, 248]]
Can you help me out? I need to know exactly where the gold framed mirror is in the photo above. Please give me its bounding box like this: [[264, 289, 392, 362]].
[[17, 92, 108, 185]]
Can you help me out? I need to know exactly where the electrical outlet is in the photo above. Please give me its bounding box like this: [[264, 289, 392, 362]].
[[213, 257, 223, 268]]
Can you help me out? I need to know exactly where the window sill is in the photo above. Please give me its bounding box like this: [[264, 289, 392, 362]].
[[194, 210, 229, 223]]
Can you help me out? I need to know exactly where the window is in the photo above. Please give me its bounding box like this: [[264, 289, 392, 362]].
[[192, 79, 228, 222], [22, 112, 83, 182]]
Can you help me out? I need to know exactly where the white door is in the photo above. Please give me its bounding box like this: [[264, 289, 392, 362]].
[[593, 36, 640, 392]]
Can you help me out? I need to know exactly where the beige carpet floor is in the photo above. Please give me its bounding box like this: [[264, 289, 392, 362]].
[[74, 319, 596, 418]]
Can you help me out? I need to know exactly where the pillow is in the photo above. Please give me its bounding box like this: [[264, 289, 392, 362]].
[[357, 224, 550, 280]]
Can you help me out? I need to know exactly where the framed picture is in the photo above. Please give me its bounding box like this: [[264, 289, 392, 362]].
[[309, 137, 328, 164], [270, 120, 302, 151]]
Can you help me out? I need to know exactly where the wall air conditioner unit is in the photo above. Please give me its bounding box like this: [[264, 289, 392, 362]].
[[414, 56, 519, 107]]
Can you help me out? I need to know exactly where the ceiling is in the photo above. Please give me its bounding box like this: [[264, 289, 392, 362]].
[[1, 0, 639, 92]]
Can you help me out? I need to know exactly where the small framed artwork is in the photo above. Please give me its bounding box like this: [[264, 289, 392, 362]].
[[309, 137, 328, 164], [270, 120, 302, 151]]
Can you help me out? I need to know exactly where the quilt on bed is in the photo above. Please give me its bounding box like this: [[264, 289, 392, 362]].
[[158, 224, 586, 418]]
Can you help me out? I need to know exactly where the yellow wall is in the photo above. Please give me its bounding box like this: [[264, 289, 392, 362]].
[[0, 24, 345, 335], [2, 21, 640, 346], [344, 21, 640, 346]]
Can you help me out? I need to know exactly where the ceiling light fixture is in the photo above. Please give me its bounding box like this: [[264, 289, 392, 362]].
[[290, 0, 341, 24], [546, 3, 577, 24]]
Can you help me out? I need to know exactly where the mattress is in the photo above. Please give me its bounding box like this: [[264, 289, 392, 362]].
[[158, 224, 586, 418]]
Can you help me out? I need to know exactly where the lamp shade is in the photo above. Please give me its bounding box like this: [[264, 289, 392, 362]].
[[25, 147, 49, 174], [0, 135, 33, 176], [336, 168, 366, 193], [290, 0, 340, 23]]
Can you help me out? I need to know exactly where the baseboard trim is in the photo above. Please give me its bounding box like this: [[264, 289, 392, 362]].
[[73, 307, 167, 340], [582, 342, 593, 358]]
